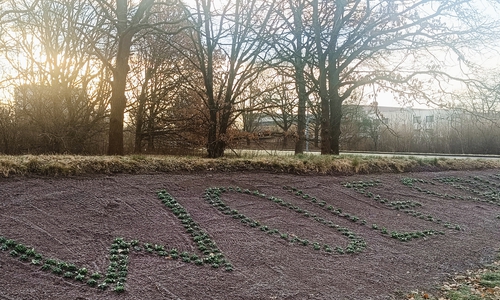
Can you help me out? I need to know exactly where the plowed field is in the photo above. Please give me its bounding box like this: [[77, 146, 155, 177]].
[[1, 170, 499, 299]]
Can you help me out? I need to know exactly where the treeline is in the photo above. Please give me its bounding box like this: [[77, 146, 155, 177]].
[[340, 106, 500, 155], [0, 0, 499, 156], [231, 105, 500, 155]]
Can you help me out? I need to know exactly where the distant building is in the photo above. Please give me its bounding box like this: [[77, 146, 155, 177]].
[[365, 105, 445, 131], [246, 103, 500, 154]]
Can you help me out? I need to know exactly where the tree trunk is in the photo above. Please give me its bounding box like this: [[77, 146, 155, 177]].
[[313, 0, 331, 155], [208, 139, 225, 158], [293, 4, 306, 155], [319, 79, 330, 154], [108, 0, 154, 155], [295, 103, 306, 154], [107, 73, 128, 155], [108, 1, 129, 155], [330, 94, 342, 155], [207, 111, 218, 158], [134, 68, 152, 153], [146, 123, 154, 152], [294, 61, 307, 154], [327, 39, 342, 155], [200, 0, 221, 159], [314, 125, 320, 148]]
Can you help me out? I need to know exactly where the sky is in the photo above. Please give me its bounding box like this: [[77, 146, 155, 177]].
[[1, 0, 499, 111]]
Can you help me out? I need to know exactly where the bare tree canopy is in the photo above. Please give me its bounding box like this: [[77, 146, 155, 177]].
[[304, 0, 500, 154], [176, 0, 276, 158], [0, 0, 499, 156]]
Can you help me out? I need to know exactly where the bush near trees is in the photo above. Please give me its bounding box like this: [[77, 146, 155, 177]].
[[0, 0, 499, 156]]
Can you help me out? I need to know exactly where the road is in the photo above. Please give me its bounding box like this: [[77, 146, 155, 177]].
[[227, 149, 500, 160]]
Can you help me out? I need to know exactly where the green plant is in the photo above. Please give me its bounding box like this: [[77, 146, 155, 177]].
[[98, 282, 108, 290], [5, 239, 16, 247], [445, 286, 483, 300], [19, 254, 29, 261], [479, 271, 500, 288], [225, 264, 234, 271], [52, 266, 63, 275], [158, 190, 232, 271], [87, 279, 98, 287], [78, 267, 88, 275], [67, 264, 77, 272], [75, 274, 85, 281], [14, 244, 26, 253]]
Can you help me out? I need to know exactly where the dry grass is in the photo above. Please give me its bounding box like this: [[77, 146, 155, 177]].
[[0, 153, 499, 177], [405, 256, 500, 300]]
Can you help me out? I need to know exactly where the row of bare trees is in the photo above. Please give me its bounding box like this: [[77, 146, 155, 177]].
[[0, 0, 499, 156], [338, 103, 500, 155]]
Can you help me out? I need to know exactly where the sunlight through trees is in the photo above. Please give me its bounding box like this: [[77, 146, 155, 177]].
[[0, 0, 499, 156]]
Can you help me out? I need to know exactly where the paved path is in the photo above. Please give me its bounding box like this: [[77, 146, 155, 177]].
[[228, 149, 500, 160]]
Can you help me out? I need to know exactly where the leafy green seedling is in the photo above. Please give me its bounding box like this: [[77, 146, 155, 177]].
[[78, 267, 88, 275], [75, 274, 85, 281], [87, 279, 97, 287]]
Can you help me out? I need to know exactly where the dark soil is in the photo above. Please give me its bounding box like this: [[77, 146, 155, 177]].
[[1, 169, 500, 300]]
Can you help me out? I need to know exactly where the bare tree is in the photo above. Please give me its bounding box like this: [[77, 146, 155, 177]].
[[177, 0, 276, 158], [0, 102, 17, 154], [81, 0, 187, 155], [445, 76, 500, 154], [129, 4, 189, 153], [0, 0, 109, 154], [101, 0, 155, 155], [306, 0, 500, 154], [261, 75, 298, 148], [267, 0, 314, 154]]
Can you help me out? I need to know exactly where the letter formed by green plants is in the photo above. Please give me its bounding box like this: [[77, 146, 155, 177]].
[[340, 179, 463, 241], [411, 174, 500, 208], [0, 236, 107, 290], [0, 190, 234, 294], [203, 186, 366, 254], [157, 190, 233, 271], [401, 174, 500, 227]]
